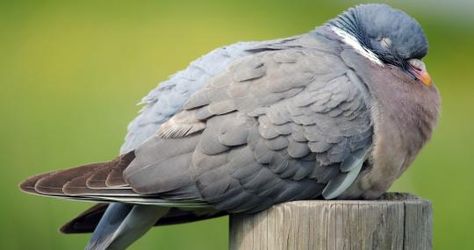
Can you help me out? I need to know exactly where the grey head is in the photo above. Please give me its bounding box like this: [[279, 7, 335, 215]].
[[328, 4, 431, 85]]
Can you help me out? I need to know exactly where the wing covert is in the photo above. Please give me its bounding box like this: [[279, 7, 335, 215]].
[[125, 47, 374, 213]]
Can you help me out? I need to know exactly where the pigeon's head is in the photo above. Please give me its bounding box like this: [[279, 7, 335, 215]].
[[329, 4, 432, 86]]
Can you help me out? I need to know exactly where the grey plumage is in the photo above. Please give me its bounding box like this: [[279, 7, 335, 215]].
[[121, 41, 269, 154], [20, 3, 440, 249]]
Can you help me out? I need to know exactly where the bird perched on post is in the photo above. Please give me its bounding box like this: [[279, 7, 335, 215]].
[[20, 4, 439, 249]]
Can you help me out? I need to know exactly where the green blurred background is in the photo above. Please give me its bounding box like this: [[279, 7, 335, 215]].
[[1, 0, 473, 249]]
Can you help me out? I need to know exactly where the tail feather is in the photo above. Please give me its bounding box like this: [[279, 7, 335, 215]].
[[61, 203, 108, 234], [86, 203, 168, 250], [19, 151, 210, 249], [62, 204, 225, 234]]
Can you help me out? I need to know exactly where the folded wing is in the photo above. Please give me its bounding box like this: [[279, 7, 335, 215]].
[[125, 47, 374, 213], [20, 38, 373, 216]]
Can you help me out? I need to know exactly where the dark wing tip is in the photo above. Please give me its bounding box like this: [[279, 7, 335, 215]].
[[19, 171, 57, 194], [19, 151, 136, 198]]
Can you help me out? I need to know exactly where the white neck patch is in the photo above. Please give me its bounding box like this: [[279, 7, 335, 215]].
[[330, 26, 383, 66]]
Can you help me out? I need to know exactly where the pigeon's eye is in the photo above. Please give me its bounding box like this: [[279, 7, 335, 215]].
[[380, 37, 392, 49]]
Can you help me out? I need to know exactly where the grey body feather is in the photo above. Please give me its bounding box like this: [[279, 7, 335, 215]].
[[123, 34, 374, 213]]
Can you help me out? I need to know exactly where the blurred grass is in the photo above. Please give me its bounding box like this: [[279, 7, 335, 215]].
[[1, 0, 473, 249]]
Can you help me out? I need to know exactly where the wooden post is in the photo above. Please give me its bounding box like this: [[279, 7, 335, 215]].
[[229, 193, 432, 250]]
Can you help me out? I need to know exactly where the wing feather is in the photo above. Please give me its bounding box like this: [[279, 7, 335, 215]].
[[21, 34, 373, 215], [124, 45, 373, 213]]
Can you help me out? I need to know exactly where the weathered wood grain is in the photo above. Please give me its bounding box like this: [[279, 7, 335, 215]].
[[229, 193, 431, 250]]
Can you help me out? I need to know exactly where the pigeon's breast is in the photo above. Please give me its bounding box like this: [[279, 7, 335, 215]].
[[339, 50, 440, 199]]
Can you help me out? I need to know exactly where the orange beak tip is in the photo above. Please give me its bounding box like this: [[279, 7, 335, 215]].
[[420, 71, 432, 86]]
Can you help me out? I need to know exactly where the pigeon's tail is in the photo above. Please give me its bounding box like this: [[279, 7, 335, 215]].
[[86, 203, 169, 250]]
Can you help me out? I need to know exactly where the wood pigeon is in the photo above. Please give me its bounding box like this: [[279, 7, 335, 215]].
[[20, 4, 440, 249]]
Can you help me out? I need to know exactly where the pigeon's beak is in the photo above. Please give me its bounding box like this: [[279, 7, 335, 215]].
[[408, 59, 432, 86]]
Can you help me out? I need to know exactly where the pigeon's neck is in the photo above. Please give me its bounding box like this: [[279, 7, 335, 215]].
[[313, 23, 382, 66], [330, 26, 382, 66], [328, 9, 359, 37], [326, 7, 370, 51]]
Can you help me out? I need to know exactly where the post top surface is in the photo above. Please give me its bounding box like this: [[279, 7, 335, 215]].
[[269, 192, 430, 208]]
